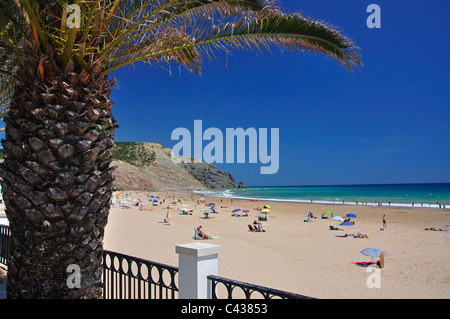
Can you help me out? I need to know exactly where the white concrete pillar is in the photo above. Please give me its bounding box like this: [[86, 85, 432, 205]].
[[176, 242, 221, 299]]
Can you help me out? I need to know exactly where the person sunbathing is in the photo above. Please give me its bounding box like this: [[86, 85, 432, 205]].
[[197, 226, 212, 239], [254, 221, 265, 232], [248, 221, 265, 232]]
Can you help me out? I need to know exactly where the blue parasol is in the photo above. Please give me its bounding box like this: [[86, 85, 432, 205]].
[[361, 248, 385, 258], [340, 221, 354, 226], [346, 214, 357, 218], [340, 221, 354, 234]]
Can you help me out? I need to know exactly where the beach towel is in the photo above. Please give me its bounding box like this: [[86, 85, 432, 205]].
[[194, 228, 199, 239], [158, 218, 171, 225], [425, 227, 448, 231], [352, 261, 377, 267]]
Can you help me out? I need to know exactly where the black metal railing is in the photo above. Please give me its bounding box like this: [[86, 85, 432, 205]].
[[208, 275, 314, 299], [103, 250, 178, 299], [0, 225, 10, 267], [0, 225, 314, 299]]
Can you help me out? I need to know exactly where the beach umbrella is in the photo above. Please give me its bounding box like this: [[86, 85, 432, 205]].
[[232, 208, 241, 213], [340, 221, 354, 233], [333, 216, 344, 221], [346, 213, 357, 218], [210, 203, 216, 206], [340, 221, 354, 226], [243, 209, 249, 213], [203, 209, 214, 213], [198, 198, 205, 201], [260, 208, 271, 213], [152, 199, 158, 203], [264, 205, 271, 209], [255, 214, 265, 218], [361, 248, 385, 259], [324, 211, 332, 215]]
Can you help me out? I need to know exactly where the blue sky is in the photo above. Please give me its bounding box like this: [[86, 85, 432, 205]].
[[106, 1, 449, 186]]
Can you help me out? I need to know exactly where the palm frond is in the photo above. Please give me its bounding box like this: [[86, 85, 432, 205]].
[[101, 11, 362, 76], [0, 0, 362, 115]]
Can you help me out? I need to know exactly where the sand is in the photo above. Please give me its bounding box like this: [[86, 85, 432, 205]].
[[103, 191, 450, 299], [0, 190, 449, 299]]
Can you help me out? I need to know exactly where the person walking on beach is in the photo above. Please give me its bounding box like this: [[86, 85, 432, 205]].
[[382, 215, 387, 229]]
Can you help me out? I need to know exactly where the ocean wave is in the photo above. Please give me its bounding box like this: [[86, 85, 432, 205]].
[[192, 190, 449, 209]]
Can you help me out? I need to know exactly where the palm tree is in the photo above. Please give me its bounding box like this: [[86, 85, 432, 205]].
[[0, 0, 361, 298]]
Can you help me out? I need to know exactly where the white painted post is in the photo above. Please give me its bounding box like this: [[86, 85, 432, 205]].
[[176, 242, 221, 299]]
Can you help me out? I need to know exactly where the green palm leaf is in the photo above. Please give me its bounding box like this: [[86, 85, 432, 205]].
[[0, 0, 362, 118], [102, 12, 361, 76]]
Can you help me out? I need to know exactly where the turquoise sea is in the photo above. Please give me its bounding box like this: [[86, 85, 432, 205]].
[[195, 183, 450, 209]]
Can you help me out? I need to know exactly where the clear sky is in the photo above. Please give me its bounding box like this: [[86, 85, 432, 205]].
[[5, 0, 446, 187], [109, 0, 450, 186]]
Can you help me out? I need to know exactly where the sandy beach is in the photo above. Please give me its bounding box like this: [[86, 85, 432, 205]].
[[104, 190, 450, 299]]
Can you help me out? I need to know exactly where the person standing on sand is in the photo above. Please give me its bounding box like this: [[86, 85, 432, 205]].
[[382, 215, 387, 229]]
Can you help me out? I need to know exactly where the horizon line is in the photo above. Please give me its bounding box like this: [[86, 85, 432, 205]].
[[243, 182, 450, 188]]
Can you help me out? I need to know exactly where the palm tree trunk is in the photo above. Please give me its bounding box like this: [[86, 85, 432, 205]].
[[1, 67, 118, 298]]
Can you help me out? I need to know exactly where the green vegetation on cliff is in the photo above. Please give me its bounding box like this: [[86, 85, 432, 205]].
[[113, 142, 155, 167]]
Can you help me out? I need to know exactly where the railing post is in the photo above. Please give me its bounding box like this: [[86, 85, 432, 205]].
[[176, 242, 221, 299]]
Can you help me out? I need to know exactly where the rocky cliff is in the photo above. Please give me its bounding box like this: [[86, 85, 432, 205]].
[[179, 162, 237, 190], [112, 142, 241, 191]]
